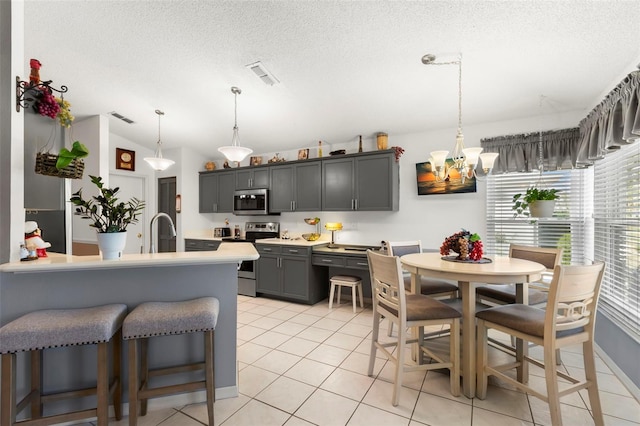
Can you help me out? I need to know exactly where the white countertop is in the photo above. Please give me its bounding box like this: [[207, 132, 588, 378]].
[[0, 242, 258, 273]]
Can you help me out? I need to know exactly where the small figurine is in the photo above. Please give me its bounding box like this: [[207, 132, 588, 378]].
[[29, 58, 41, 85], [24, 221, 51, 258], [223, 160, 231, 168]]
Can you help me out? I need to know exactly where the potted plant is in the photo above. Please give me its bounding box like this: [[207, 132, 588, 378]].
[[70, 175, 145, 259], [512, 187, 560, 218]]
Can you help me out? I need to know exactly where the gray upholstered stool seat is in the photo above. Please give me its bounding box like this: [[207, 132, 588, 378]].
[[123, 297, 219, 426], [0, 304, 127, 426], [329, 275, 364, 313]]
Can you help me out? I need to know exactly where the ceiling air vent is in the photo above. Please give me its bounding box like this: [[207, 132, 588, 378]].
[[245, 61, 279, 86], [110, 111, 135, 124]]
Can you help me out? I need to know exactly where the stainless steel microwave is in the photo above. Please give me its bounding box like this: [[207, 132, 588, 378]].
[[233, 188, 270, 216]]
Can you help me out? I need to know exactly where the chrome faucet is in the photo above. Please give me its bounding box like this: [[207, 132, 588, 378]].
[[149, 212, 176, 253]]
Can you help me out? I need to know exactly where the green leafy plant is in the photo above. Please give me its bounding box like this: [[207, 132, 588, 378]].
[[56, 141, 89, 169], [70, 175, 145, 233], [512, 187, 560, 217]]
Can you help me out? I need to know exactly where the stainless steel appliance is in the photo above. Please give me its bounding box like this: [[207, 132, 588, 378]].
[[233, 188, 271, 216], [213, 227, 231, 237], [222, 221, 279, 296]]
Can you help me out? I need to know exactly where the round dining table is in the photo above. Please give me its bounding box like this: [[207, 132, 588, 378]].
[[400, 252, 546, 398]]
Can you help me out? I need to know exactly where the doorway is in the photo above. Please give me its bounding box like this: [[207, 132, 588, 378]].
[[109, 174, 146, 254], [157, 177, 177, 253]]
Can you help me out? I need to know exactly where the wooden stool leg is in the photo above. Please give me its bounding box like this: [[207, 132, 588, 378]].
[[337, 285, 342, 305], [140, 338, 149, 416], [128, 339, 139, 426], [204, 331, 215, 426], [329, 283, 336, 309], [30, 349, 42, 419], [358, 283, 364, 309], [113, 329, 123, 420], [96, 342, 109, 426], [351, 285, 357, 313], [1, 353, 17, 426]]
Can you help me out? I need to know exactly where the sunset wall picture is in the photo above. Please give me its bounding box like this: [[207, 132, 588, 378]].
[[415, 160, 477, 195]]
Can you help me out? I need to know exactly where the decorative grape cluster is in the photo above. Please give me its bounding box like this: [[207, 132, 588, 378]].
[[391, 146, 405, 162], [37, 90, 61, 119], [440, 229, 484, 261], [56, 97, 74, 128]]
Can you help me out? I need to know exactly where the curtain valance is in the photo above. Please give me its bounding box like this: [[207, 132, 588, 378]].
[[480, 128, 580, 174], [577, 70, 640, 165]]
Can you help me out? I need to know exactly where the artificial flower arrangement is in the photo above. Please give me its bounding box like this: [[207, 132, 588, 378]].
[[27, 59, 75, 128], [440, 229, 484, 261]]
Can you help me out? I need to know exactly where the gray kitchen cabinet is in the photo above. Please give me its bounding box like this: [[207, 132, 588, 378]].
[[255, 244, 328, 304], [184, 239, 221, 251], [322, 151, 399, 211], [269, 161, 321, 212], [199, 171, 235, 213], [236, 167, 269, 190]]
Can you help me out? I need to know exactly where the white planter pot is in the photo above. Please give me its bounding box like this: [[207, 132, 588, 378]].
[[529, 200, 556, 218], [96, 231, 127, 260]]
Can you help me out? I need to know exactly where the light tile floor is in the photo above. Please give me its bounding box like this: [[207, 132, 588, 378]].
[[100, 295, 640, 426]]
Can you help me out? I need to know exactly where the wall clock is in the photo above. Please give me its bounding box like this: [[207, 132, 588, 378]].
[[116, 148, 135, 171]]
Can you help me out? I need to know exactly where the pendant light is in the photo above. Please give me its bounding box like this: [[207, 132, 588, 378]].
[[144, 109, 175, 171], [422, 54, 498, 182], [218, 86, 253, 162]]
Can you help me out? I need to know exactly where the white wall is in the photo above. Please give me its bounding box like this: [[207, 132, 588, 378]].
[[198, 109, 584, 248]]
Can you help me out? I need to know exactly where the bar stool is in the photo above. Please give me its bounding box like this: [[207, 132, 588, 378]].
[[122, 297, 219, 426], [0, 304, 127, 426], [329, 275, 364, 313]]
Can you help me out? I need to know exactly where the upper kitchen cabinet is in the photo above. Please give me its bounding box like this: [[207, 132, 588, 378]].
[[199, 170, 235, 213], [322, 150, 399, 211], [269, 160, 322, 212], [235, 166, 269, 190]]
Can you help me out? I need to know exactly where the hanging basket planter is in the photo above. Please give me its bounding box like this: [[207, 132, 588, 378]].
[[35, 152, 85, 179]]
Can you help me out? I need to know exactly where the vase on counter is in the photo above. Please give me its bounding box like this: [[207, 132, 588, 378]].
[[97, 231, 127, 260]]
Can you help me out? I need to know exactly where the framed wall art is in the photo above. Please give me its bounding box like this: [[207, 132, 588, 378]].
[[116, 148, 135, 171], [415, 159, 476, 195]]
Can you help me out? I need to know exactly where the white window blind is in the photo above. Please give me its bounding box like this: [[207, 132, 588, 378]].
[[593, 143, 640, 341], [485, 169, 593, 265]]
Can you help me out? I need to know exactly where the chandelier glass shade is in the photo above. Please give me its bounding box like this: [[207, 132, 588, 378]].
[[218, 86, 253, 163], [423, 54, 498, 182], [144, 109, 175, 171]]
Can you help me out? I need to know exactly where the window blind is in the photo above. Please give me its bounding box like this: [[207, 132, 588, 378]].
[[485, 169, 593, 265], [593, 143, 640, 341]]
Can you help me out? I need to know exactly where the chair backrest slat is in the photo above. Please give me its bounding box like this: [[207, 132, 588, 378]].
[[387, 240, 422, 257], [546, 262, 605, 333], [509, 244, 563, 271], [367, 250, 406, 322]]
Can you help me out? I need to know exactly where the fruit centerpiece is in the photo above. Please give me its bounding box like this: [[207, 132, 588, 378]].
[[440, 229, 484, 261]]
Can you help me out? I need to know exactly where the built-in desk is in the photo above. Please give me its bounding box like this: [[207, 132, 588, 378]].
[[312, 245, 381, 299]]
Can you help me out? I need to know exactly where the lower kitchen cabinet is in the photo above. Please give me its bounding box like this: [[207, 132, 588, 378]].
[[256, 244, 328, 304], [184, 239, 221, 251]]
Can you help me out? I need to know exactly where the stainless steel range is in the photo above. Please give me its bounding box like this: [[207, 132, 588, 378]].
[[222, 221, 279, 296]]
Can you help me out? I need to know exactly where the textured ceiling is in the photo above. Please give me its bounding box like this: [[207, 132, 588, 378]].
[[23, 0, 640, 158]]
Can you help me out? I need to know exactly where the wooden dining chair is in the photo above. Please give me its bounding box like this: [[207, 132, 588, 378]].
[[386, 240, 458, 336], [476, 261, 606, 426], [367, 249, 461, 406], [476, 244, 562, 306]]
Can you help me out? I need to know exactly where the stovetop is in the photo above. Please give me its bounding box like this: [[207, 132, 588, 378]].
[[223, 222, 280, 243]]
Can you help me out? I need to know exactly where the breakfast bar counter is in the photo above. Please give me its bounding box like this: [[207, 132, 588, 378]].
[[0, 242, 258, 409]]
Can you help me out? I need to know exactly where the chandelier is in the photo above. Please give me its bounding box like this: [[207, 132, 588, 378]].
[[144, 109, 175, 171], [218, 86, 253, 163], [422, 53, 498, 182]]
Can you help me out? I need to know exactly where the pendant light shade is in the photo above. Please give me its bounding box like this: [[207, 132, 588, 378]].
[[144, 109, 175, 171], [218, 86, 253, 162]]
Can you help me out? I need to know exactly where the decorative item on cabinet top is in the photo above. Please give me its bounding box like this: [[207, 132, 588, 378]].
[[16, 59, 74, 128]]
